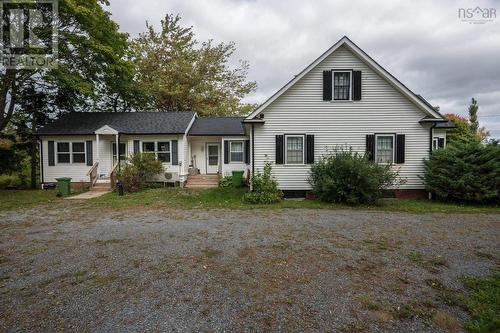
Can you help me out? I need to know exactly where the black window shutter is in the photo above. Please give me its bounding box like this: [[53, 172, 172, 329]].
[[171, 140, 178, 165], [365, 135, 375, 161], [353, 71, 362, 100], [224, 141, 229, 164], [48, 141, 55, 166], [133, 140, 140, 154], [306, 135, 314, 164], [86, 141, 93, 166], [323, 70, 332, 101], [275, 135, 284, 164], [396, 134, 405, 164], [438, 138, 445, 148], [244, 140, 250, 164]]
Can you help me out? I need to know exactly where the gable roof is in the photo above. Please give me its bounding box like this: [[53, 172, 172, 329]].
[[188, 117, 246, 136], [36, 112, 196, 135], [245, 36, 444, 121]]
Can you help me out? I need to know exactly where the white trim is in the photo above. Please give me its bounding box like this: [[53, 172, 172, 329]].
[[228, 140, 244, 163], [55, 141, 86, 165], [245, 36, 443, 120], [206, 142, 220, 174], [95, 125, 118, 135], [332, 70, 352, 101], [284, 134, 305, 165], [142, 140, 172, 164], [375, 134, 395, 164]]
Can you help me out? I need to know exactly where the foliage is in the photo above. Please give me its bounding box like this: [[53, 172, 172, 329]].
[[131, 14, 257, 116], [468, 98, 479, 135], [423, 142, 500, 204], [219, 176, 233, 188], [309, 148, 401, 204], [462, 272, 500, 333], [0, 174, 26, 189], [89, 187, 500, 213], [445, 99, 489, 147], [243, 162, 282, 204], [118, 153, 163, 192]]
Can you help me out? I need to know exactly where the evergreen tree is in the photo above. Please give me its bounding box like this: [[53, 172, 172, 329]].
[[468, 98, 479, 135]]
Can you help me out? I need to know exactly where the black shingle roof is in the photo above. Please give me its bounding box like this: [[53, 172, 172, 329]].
[[188, 117, 246, 136], [36, 112, 196, 135]]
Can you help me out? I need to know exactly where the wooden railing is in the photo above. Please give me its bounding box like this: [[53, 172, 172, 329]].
[[108, 162, 119, 190], [86, 162, 99, 188]]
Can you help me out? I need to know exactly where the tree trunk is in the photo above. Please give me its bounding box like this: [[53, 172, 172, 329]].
[[0, 68, 18, 132]]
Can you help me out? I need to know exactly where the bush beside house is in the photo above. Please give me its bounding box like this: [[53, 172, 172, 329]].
[[243, 162, 282, 204], [119, 153, 163, 193], [424, 142, 500, 204], [309, 148, 401, 204]]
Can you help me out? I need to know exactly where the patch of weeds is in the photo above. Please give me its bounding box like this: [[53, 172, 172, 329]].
[[95, 239, 125, 245], [407, 251, 448, 273], [372, 310, 393, 323], [432, 311, 461, 332], [359, 294, 382, 311], [393, 300, 434, 320], [202, 248, 222, 258], [271, 242, 291, 251], [475, 251, 494, 260], [426, 278, 466, 308], [37, 278, 54, 288], [462, 272, 500, 333], [91, 273, 117, 286]]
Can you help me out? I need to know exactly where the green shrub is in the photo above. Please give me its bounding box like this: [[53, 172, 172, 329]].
[[118, 153, 163, 192], [243, 162, 282, 204], [219, 176, 232, 187], [309, 148, 401, 204], [423, 142, 500, 204], [0, 174, 21, 189]]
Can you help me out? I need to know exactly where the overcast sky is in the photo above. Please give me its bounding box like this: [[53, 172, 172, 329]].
[[108, 0, 500, 138]]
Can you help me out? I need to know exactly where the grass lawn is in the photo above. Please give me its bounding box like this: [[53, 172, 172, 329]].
[[0, 190, 60, 212], [89, 187, 500, 214], [463, 272, 500, 333]]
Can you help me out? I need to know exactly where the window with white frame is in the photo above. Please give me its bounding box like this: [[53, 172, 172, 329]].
[[333, 71, 351, 100], [142, 141, 171, 163], [57, 142, 70, 163], [157, 141, 171, 163], [229, 141, 244, 162], [56, 142, 86, 164], [375, 135, 394, 163], [432, 137, 439, 151], [72, 142, 86, 163], [286, 135, 304, 164]]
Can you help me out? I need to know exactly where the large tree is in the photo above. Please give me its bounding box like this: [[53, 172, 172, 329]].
[[0, 0, 138, 133], [131, 14, 257, 116]]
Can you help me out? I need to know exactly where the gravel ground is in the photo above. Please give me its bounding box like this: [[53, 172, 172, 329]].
[[0, 205, 498, 332]]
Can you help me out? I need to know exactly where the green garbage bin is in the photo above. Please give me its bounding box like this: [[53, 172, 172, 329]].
[[232, 171, 244, 188], [56, 177, 72, 196]]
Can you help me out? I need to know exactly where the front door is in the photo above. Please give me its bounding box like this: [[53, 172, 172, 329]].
[[206, 143, 220, 174]]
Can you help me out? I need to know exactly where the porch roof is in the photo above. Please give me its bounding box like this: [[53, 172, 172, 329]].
[[188, 117, 246, 136], [36, 111, 196, 135]]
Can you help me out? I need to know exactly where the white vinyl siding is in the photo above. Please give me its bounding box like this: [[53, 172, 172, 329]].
[[252, 45, 433, 190]]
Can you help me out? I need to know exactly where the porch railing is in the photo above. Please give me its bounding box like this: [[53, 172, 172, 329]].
[[108, 162, 119, 189], [86, 162, 99, 189]]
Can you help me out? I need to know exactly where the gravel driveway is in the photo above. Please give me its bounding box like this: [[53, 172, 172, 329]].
[[0, 205, 498, 332]]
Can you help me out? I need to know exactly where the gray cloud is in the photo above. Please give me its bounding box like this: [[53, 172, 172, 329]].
[[109, 0, 500, 138]]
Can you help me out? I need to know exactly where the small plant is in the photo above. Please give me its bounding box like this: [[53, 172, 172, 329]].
[[309, 147, 402, 204], [243, 162, 282, 204], [218, 176, 232, 188], [118, 153, 163, 192]]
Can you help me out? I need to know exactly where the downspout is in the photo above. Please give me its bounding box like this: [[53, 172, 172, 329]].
[[39, 137, 44, 187], [251, 123, 255, 177], [117, 133, 121, 173]]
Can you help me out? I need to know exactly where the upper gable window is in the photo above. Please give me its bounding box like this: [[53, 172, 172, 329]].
[[333, 71, 351, 100]]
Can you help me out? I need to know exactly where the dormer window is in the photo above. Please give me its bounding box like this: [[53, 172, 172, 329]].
[[333, 71, 351, 100]]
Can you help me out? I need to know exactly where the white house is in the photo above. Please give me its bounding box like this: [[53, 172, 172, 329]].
[[37, 112, 250, 189], [244, 36, 452, 198], [37, 36, 453, 197]]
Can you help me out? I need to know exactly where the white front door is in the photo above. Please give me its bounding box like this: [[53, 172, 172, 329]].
[[206, 143, 220, 174]]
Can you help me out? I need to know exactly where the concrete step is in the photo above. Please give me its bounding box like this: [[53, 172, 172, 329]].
[[185, 184, 219, 189]]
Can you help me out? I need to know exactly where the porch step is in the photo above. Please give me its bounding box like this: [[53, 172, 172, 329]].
[[186, 174, 219, 188]]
